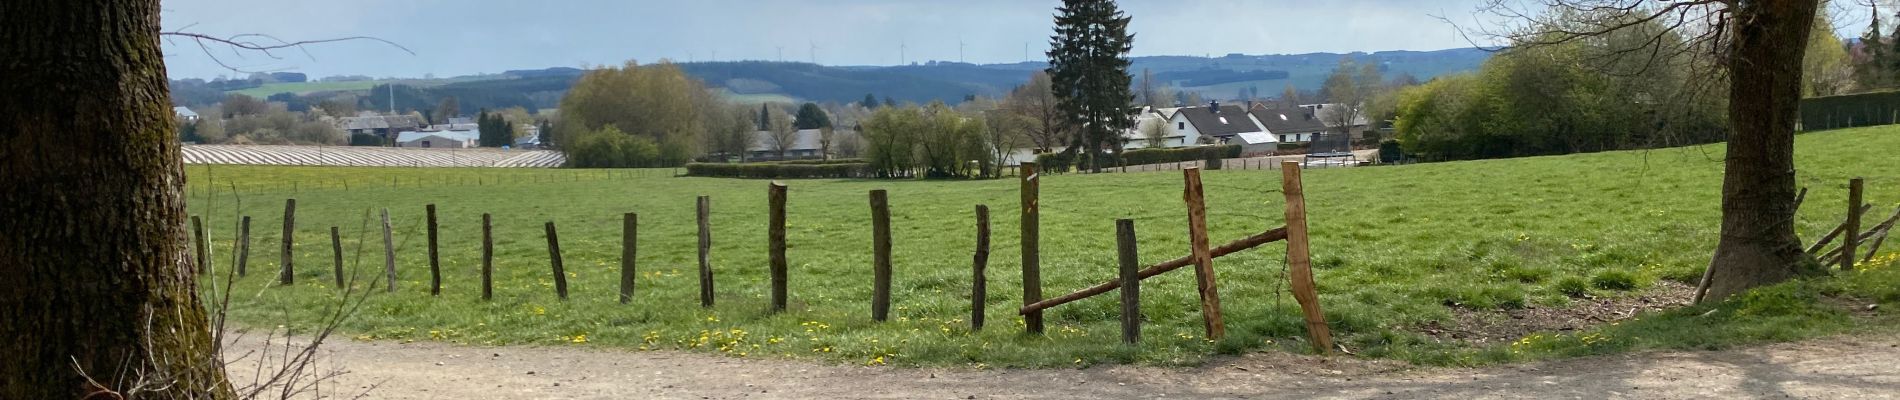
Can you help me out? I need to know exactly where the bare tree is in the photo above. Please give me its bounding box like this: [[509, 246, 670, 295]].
[[1007, 71, 1068, 153], [766, 107, 798, 159], [1463, 0, 1821, 302], [1319, 57, 1382, 139]]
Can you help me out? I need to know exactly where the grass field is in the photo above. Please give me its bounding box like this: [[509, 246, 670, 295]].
[[187, 126, 1900, 367]]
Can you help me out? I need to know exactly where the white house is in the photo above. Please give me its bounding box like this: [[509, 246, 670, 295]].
[[1123, 106, 1188, 149], [396, 129, 479, 148], [1168, 101, 1261, 146], [1250, 104, 1328, 144], [173, 107, 199, 122]]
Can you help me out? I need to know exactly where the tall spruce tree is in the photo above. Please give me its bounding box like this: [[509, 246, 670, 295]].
[[1046, 0, 1135, 172]]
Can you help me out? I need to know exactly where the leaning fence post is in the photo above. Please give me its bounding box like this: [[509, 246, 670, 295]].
[[1845, 177, 1864, 270], [1020, 161, 1044, 334], [381, 208, 396, 292], [1117, 218, 1141, 346], [1182, 167, 1225, 340], [427, 204, 441, 296], [191, 215, 208, 276], [697, 195, 715, 307], [546, 221, 568, 300], [972, 204, 991, 331], [481, 213, 494, 301], [1281, 161, 1333, 354], [280, 199, 296, 285], [770, 182, 789, 312], [620, 212, 638, 304], [870, 189, 894, 321], [329, 226, 343, 288], [237, 216, 252, 277]]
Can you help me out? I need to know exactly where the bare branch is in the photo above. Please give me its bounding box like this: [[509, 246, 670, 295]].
[[161, 31, 414, 74]]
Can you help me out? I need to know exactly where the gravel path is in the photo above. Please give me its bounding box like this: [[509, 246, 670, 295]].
[[234, 335, 1900, 399]]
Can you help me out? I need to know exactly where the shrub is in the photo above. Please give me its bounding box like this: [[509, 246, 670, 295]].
[[770, 158, 866, 165], [684, 162, 870, 179], [1116, 145, 1238, 167], [1591, 270, 1640, 291], [1554, 276, 1591, 298]]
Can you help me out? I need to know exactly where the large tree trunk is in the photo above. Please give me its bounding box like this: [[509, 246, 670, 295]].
[[0, 1, 235, 398], [1703, 0, 1822, 303]]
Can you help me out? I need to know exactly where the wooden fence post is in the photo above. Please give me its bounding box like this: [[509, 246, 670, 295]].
[[1182, 168, 1225, 340], [972, 204, 990, 331], [697, 195, 715, 307], [191, 215, 208, 276], [1020, 162, 1044, 334], [870, 189, 894, 321], [621, 213, 638, 304], [1846, 177, 1864, 270], [427, 204, 441, 296], [329, 226, 343, 288], [1117, 218, 1141, 346], [481, 213, 494, 301], [280, 199, 296, 285], [546, 221, 568, 300], [1281, 161, 1333, 354], [770, 182, 789, 312], [238, 216, 251, 277], [381, 208, 396, 293]]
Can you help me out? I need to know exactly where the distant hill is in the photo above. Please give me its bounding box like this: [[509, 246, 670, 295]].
[[176, 48, 1490, 110]]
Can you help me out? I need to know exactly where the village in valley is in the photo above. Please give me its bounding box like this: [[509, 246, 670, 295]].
[[7, 0, 1900, 399]]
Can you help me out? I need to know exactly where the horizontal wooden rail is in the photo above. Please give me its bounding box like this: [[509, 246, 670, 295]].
[[1019, 227, 1287, 315]]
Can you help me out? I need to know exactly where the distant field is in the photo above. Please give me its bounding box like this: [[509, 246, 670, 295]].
[[227, 81, 388, 98], [187, 127, 1900, 367], [716, 88, 801, 105]]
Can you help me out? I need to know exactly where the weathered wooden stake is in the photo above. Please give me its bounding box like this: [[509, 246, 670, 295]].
[[697, 195, 715, 307], [546, 221, 568, 300], [481, 213, 494, 301], [1845, 177, 1864, 270], [329, 226, 343, 288], [1281, 161, 1333, 354], [380, 208, 396, 292], [280, 199, 296, 285], [1182, 168, 1225, 340], [237, 216, 252, 277], [972, 204, 991, 331], [1117, 218, 1141, 346], [1020, 161, 1044, 334], [620, 213, 638, 304], [770, 182, 789, 312], [427, 204, 441, 296], [191, 215, 208, 276], [870, 189, 894, 321]]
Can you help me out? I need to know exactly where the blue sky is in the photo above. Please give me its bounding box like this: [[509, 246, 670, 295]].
[[159, 0, 1880, 80]]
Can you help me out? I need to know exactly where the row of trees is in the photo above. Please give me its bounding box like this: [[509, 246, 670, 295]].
[[1391, 9, 1728, 161], [179, 93, 350, 145], [861, 102, 1000, 178]]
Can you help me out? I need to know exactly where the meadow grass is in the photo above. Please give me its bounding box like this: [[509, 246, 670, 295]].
[[187, 126, 1900, 367]]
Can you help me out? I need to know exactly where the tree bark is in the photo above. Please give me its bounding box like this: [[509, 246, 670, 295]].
[[1703, 0, 1822, 303], [0, 0, 235, 397]]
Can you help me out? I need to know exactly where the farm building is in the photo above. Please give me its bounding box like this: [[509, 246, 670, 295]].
[[336, 113, 427, 144], [396, 129, 479, 148], [748, 129, 823, 160], [173, 106, 199, 122]]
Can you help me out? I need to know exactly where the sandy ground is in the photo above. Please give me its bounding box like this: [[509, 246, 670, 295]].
[[227, 333, 1900, 399]]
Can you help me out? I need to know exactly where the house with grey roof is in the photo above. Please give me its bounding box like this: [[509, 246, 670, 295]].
[[396, 129, 479, 148], [1166, 101, 1264, 147], [1301, 103, 1371, 140], [748, 129, 824, 160]]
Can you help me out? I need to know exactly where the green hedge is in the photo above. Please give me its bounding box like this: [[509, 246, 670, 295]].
[[767, 158, 867, 165], [684, 162, 870, 179], [1032, 145, 1240, 172], [1801, 91, 1900, 131]]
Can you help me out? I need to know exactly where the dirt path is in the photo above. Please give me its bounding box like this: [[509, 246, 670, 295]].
[[236, 335, 1900, 399]]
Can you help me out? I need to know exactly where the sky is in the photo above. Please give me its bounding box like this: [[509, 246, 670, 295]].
[[159, 0, 1883, 80]]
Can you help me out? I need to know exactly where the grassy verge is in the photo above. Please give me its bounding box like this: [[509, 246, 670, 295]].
[[187, 126, 1900, 367]]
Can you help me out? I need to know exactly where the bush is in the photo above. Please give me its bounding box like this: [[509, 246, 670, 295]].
[[685, 162, 870, 179], [349, 133, 384, 146], [1555, 276, 1592, 298], [770, 158, 866, 165], [1378, 140, 1403, 163], [1116, 145, 1238, 166], [1591, 270, 1641, 291]]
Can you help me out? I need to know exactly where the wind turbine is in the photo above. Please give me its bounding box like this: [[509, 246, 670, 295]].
[[809, 41, 820, 65], [958, 36, 966, 63], [776, 46, 784, 62], [900, 40, 907, 65]]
